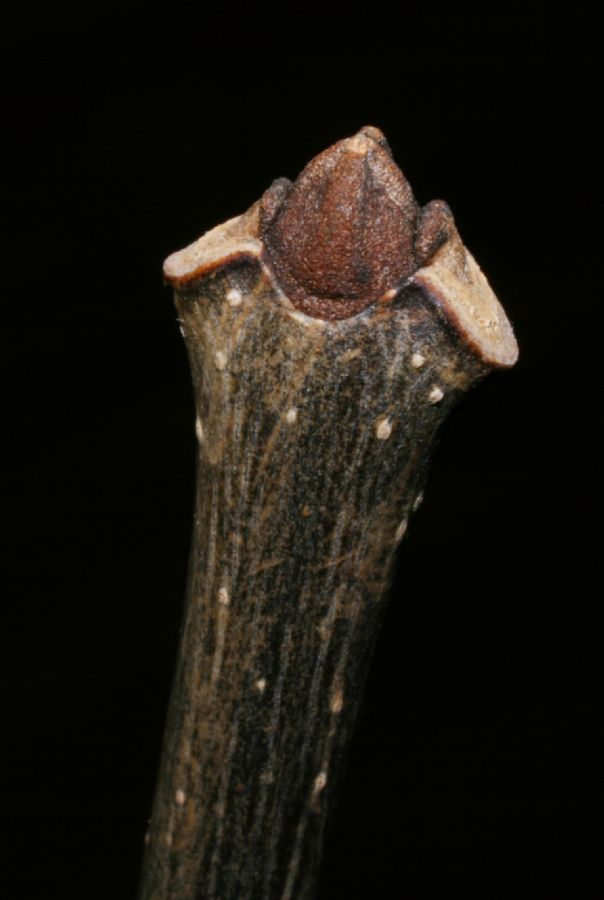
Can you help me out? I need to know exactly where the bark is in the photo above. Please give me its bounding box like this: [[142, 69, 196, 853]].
[[139, 130, 517, 900]]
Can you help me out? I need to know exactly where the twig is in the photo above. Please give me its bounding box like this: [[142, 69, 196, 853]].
[[139, 127, 518, 899]]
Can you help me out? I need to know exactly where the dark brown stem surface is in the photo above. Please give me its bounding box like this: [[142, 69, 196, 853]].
[[139, 130, 517, 900]]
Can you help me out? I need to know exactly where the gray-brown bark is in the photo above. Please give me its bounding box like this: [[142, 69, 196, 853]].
[[139, 130, 517, 900]]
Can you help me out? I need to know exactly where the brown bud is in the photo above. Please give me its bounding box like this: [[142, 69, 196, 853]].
[[260, 126, 425, 320], [415, 199, 455, 268]]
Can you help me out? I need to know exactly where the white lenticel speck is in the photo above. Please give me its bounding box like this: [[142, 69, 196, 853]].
[[375, 417, 392, 440]]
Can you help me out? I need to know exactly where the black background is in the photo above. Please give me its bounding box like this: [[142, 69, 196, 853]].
[[3, 2, 602, 898]]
